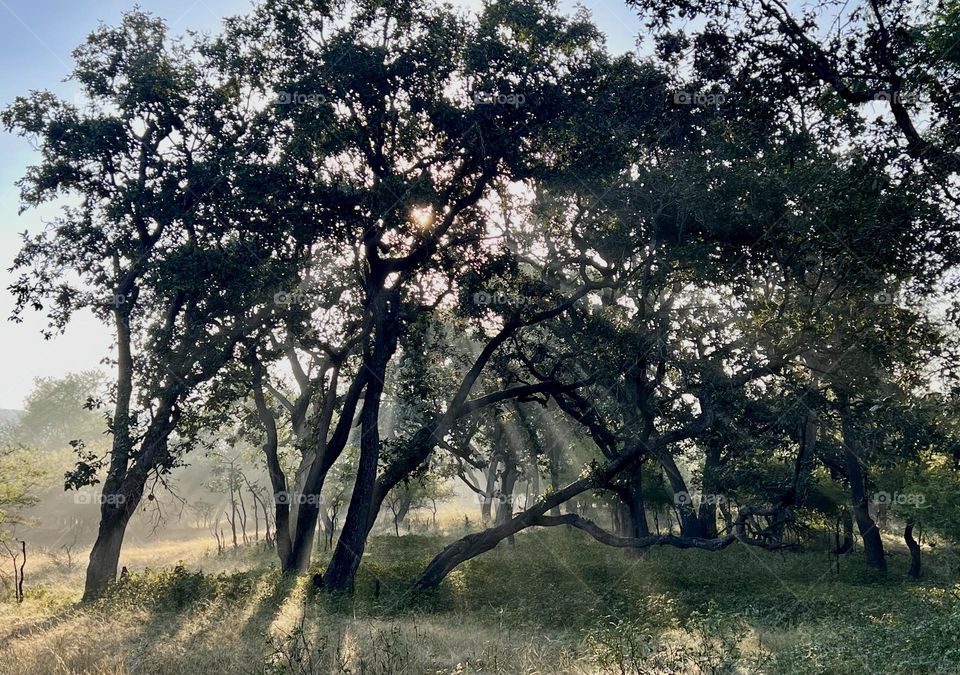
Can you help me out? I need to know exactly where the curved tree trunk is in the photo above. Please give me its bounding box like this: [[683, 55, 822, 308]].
[[412, 432, 708, 590], [413, 479, 590, 590], [413, 502, 784, 590], [840, 413, 886, 572], [905, 520, 921, 579]]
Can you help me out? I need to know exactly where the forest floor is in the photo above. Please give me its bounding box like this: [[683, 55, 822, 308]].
[[1, 527, 959, 674]]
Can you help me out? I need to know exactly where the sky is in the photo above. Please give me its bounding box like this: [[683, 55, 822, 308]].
[[0, 0, 640, 410]]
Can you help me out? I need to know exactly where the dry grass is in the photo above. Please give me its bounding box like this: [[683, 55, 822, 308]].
[[0, 534, 592, 674], [2, 527, 958, 674]]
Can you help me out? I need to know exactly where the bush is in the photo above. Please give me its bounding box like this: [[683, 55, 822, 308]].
[[103, 562, 266, 611]]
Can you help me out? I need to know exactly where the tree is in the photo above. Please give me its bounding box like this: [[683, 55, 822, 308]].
[[3, 11, 294, 599], [197, 0, 624, 590], [627, 0, 960, 230], [0, 446, 45, 540], [9, 372, 105, 452], [412, 0, 960, 582]]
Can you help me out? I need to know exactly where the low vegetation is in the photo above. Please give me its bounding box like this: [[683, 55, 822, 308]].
[[3, 529, 959, 674]]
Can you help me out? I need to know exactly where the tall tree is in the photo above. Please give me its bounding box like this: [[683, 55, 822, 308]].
[[3, 12, 294, 599], [205, 0, 624, 588]]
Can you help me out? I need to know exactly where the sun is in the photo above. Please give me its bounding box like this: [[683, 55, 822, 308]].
[[410, 205, 434, 229]]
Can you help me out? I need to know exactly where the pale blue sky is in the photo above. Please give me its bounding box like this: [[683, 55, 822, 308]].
[[0, 0, 639, 409]]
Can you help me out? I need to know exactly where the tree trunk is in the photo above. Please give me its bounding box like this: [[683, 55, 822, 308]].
[[718, 500, 734, 534], [82, 505, 131, 601], [285, 366, 368, 573], [251, 373, 293, 566], [229, 489, 239, 549], [495, 464, 518, 527], [841, 413, 886, 572], [621, 466, 650, 537], [287, 471, 331, 571], [611, 504, 623, 535], [480, 456, 499, 524], [237, 485, 249, 545], [835, 507, 854, 554], [82, 308, 135, 602], [82, 410, 175, 600], [412, 437, 661, 590], [905, 520, 921, 579], [497, 464, 518, 547], [324, 293, 397, 591], [419, 390, 717, 590], [656, 450, 703, 537], [319, 498, 334, 541], [697, 446, 721, 538], [252, 494, 260, 542], [414, 475, 591, 590], [548, 457, 562, 516]]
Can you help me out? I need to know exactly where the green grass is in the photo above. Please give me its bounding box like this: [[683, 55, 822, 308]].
[[2, 529, 959, 673]]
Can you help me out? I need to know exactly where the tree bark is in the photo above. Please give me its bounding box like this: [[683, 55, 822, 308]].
[[697, 445, 721, 539], [82, 413, 175, 601], [82, 307, 136, 602], [324, 291, 398, 591], [495, 458, 518, 527], [251, 369, 293, 565], [413, 502, 784, 590], [411, 399, 717, 590], [840, 413, 886, 572], [480, 456, 499, 524], [623, 465, 651, 537], [82, 498, 132, 601], [655, 450, 703, 537], [284, 361, 368, 573], [835, 506, 854, 554]]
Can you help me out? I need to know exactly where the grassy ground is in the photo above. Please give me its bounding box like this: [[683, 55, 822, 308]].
[[1, 528, 959, 674]]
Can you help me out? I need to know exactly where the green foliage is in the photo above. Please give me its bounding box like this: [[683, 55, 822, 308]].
[[586, 616, 665, 674], [103, 563, 269, 611], [585, 603, 771, 674], [0, 445, 46, 536], [8, 372, 106, 452]]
